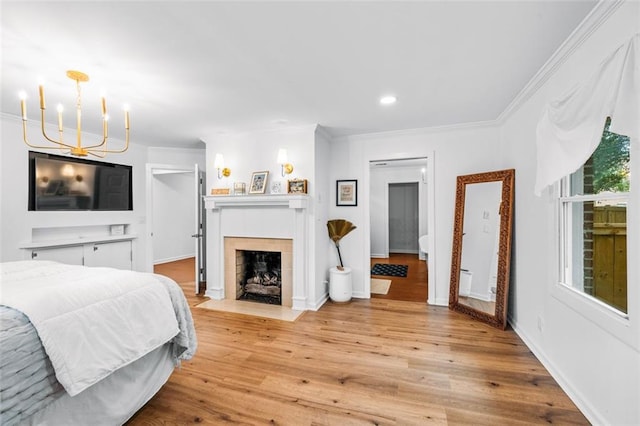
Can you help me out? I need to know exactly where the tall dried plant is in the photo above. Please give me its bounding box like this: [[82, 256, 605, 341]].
[[327, 219, 356, 269]]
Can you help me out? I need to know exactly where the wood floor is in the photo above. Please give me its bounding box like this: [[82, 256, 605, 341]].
[[370, 253, 428, 303], [127, 257, 588, 425]]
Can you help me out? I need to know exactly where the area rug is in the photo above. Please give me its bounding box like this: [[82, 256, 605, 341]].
[[371, 263, 408, 277], [196, 299, 304, 322], [371, 278, 391, 295]]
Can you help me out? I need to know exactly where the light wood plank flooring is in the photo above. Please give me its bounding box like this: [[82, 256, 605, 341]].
[[126, 258, 588, 425]]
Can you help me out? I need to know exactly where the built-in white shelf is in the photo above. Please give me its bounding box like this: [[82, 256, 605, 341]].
[[20, 234, 137, 250]]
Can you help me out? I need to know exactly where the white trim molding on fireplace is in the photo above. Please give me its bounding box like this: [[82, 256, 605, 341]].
[[204, 194, 310, 311]]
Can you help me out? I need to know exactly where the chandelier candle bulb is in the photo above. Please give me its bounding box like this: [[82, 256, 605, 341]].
[[19, 93, 27, 120], [124, 108, 130, 129], [56, 104, 64, 132], [39, 84, 45, 109], [101, 97, 106, 116]]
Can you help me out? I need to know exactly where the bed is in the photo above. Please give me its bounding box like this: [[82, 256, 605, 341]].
[[0, 260, 197, 425]]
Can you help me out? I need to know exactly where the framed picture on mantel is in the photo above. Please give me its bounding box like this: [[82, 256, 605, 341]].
[[336, 179, 357, 206], [249, 171, 269, 194], [288, 179, 308, 194]]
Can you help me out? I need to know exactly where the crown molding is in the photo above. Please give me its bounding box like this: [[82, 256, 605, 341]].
[[313, 124, 333, 141], [1, 112, 22, 122], [496, 0, 624, 124], [331, 119, 498, 143]]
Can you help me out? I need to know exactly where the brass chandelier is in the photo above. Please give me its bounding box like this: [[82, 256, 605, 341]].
[[20, 70, 129, 157]]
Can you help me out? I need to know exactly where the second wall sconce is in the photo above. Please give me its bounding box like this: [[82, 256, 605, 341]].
[[214, 153, 231, 179], [277, 148, 294, 178]]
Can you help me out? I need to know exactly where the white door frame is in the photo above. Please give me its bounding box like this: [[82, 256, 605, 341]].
[[144, 163, 195, 273], [363, 153, 436, 304]]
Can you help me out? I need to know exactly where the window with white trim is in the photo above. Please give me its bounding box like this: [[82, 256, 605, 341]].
[[559, 118, 630, 314]]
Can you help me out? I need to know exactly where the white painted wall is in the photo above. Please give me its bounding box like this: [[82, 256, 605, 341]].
[[147, 146, 206, 168], [499, 2, 640, 424], [0, 114, 150, 270], [312, 127, 332, 303], [329, 125, 502, 305]]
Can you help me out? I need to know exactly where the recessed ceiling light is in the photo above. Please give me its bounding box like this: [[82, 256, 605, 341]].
[[380, 95, 397, 105]]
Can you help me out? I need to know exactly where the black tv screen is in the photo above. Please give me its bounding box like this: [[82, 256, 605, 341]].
[[28, 151, 133, 211]]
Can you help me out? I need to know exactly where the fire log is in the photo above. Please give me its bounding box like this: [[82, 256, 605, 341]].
[[244, 283, 281, 296]]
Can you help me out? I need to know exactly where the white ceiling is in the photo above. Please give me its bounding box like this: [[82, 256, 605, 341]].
[[1, 1, 598, 150]]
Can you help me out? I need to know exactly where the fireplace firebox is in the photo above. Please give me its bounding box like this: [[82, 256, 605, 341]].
[[236, 250, 282, 305], [224, 237, 293, 308]]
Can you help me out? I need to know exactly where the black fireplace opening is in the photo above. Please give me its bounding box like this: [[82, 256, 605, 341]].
[[237, 250, 282, 305]]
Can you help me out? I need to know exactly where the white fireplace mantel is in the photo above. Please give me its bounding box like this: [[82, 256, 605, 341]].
[[204, 194, 309, 210], [204, 194, 311, 310]]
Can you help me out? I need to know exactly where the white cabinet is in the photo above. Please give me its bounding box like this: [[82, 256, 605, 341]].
[[25, 237, 134, 270], [84, 241, 132, 270], [30, 245, 84, 265]]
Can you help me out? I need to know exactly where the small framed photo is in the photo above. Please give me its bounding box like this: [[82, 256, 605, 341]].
[[234, 182, 246, 195], [287, 179, 308, 194], [270, 181, 284, 194], [249, 171, 269, 194], [336, 179, 357, 206]]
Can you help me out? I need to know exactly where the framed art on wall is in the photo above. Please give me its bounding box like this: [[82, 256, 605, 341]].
[[249, 171, 269, 194], [336, 179, 357, 206]]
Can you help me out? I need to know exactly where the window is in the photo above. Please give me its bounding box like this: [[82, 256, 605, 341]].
[[559, 118, 630, 314]]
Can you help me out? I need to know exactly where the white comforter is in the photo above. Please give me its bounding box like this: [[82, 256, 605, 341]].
[[0, 261, 180, 396]]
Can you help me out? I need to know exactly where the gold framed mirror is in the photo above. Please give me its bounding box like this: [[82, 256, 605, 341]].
[[449, 169, 514, 329]]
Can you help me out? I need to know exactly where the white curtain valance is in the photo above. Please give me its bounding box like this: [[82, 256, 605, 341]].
[[534, 33, 639, 196]]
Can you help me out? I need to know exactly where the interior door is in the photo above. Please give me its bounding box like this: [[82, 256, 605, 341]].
[[388, 182, 419, 253], [193, 164, 206, 294]]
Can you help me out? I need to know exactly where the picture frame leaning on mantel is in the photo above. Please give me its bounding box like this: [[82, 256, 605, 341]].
[[249, 171, 269, 194], [287, 179, 308, 194]]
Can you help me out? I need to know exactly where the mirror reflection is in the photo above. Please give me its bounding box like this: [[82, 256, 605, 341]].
[[459, 181, 502, 315], [449, 169, 514, 329]]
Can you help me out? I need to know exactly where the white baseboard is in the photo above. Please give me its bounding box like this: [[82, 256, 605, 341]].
[[434, 297, 449, 306], [308, 294, 329, 311], [389, 249, 419, 254], [508, 318, 605, 425], [469, 291, 493, 302]]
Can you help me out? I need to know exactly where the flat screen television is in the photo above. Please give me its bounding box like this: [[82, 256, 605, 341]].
[[28, 151, 133, 211]]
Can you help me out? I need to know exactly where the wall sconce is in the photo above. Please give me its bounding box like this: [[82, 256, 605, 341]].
[[277, 148, 294, 178], [61, 164, 75, 178], [214, 153, 231, 179]]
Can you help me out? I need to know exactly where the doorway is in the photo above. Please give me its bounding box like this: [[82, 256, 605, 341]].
[[145, 164, 206, 294], [368, 158, 430, 303]]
